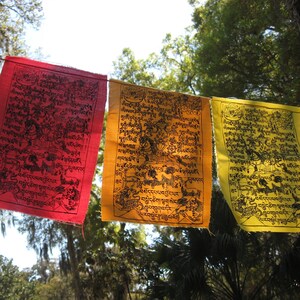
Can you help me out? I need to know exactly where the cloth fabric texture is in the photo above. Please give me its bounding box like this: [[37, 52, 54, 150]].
[[212, 97, 300, 232], [102, 80, 212, 227], [0, 56, 107, 224]]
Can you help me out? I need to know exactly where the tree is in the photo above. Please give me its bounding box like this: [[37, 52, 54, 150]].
[[0, 0, 43, 55], [30, 260, 75, 300], [75, 189, 151, 299], [111, 1, 300, 298], [0, 211, 16, 237], [112, 29, 199, 95], [0, 255, 36, 299], [192, 0, 300, 105], [16, 122, 152, 299], [0, 0, 43, 237], [17, 215, 85, 299], [32, 274, 74, 300], [2, 0, 299, 298]]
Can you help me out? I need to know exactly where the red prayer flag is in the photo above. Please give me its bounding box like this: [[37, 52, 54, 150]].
[[0, 56, 107, 224]]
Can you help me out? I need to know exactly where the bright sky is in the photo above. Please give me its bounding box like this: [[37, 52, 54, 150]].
[[0, 0, 203, 270], [26, 0, 195, 74], [0, 224, 38, 269]]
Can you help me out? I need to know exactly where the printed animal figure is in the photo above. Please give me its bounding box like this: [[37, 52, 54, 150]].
[[269, 175, 285, 195], [180, 179, 201, 198], [23, 152, 58, 175], [24, 118, 43, 145], [255, 178, 273, 195], [143, 168, 175, 188], [161, 173, 174, 188], [144, 118, 168, 136], [233, 195, 260, 219], [24, 154, 40, 172], [144, 169, 159, 187], [52, 186, 80, 211], [253, 175, 287, 196], [40, 152, 57, 174], [60, 174, 80, 187], [115, 187, 140, 211], [175, 197, 202, 222], [139, 135, 158, 162]]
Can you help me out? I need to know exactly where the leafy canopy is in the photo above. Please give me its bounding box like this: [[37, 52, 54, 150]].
[[0, 0, 43, 55]]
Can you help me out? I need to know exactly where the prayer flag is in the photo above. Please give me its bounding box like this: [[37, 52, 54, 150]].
[[0, 56, 107, 224], [102, 80, 212, 227], [212, 97, 300, 232]]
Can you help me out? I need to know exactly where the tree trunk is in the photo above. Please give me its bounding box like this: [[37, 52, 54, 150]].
[[65, 225, 84, 300], [114, 222, 130, 300]]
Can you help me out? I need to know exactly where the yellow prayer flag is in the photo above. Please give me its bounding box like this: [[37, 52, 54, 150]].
[[101, 80, 212, 227], [212, 97, 300, 232]]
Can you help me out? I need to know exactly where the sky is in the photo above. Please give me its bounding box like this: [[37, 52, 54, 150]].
[[0, 0, 201, 270], [26, 0, 195, 74]]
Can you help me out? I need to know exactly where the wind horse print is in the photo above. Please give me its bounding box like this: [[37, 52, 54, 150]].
[[102, 80, 212, 227], [0, 56, 107, 224], [212, 97, 300, 232]]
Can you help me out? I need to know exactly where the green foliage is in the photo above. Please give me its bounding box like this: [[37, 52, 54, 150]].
[[2, 0, 300, 299], [0, 255, 36, 300], [193, 0, 300, 105], [112, 48, 158, 87], [78, 193, 150, 298], [31, 274, 74, 300], [18, 216, 65, 260], [0, 0, 43, 55], [110, 1, 300, 299], [0, 0, 43, 239], [112, 1, 300, 106], [112, 30, 199, 94], [154, 31, 199, 94]]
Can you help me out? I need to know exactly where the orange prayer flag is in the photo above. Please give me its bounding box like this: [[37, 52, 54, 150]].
[[0, 56, 107, 224], [101, 80, 212, 227]]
